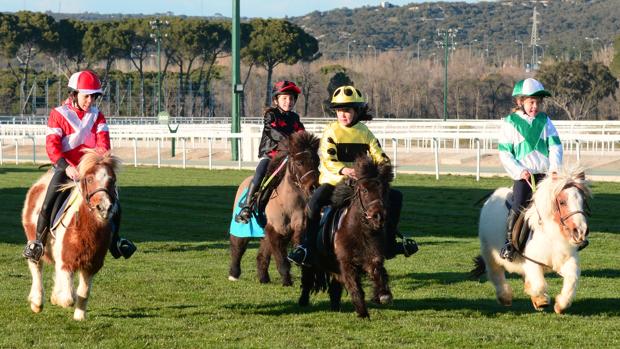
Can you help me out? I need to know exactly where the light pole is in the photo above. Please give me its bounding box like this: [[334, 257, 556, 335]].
[[515, 39, 524, 69], [416, 38, 426, 62], [150, 19, 168, 115], [347, 40, 356, 61], [367, 44, 377, 61], [437, 28, 457, 122], [585, 36, 601, 59]]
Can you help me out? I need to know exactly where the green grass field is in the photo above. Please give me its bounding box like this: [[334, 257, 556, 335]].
[[1, 165, 619, 348]]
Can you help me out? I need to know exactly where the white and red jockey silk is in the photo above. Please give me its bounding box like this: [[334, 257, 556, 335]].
[[45, 100, 110, 167]]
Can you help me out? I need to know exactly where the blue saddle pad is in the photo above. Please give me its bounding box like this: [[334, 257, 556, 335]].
[[229, 188, 265, 238]]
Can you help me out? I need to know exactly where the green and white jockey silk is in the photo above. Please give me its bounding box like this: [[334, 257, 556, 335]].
[[498, 111, 563, 180]]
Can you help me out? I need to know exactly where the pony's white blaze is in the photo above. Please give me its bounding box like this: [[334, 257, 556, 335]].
[[477, 169, 591, 314]]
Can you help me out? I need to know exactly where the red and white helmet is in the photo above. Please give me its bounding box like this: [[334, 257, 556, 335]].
[[68, 70, 103, 95]]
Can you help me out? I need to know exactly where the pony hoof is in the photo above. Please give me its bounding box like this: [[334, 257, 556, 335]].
[[228, 275, 239, 282], [30, 302, 43, 313], [379, 294, 392, 305], [282, 278, 293, 287], [531, 296, 550, 311], [497, 296, 512, 307], [357, 312, 370, 319], [73, 309, 86, 321], [553, 303, 566, 314], [259, 276, 271, 284]]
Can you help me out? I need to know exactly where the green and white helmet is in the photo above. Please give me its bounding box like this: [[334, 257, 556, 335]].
[[512, 78, 551, 97]]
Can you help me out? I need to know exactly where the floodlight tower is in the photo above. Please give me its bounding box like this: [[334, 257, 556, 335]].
[[530, 7, 540, 69]]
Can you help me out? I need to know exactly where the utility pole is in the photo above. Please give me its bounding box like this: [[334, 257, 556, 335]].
[[231, 0, 241, 161], [150, 19, 169, 115], [437, 28, 457, 122]]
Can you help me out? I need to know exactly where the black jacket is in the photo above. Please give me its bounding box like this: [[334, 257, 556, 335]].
[[258, 108, 305, 158]]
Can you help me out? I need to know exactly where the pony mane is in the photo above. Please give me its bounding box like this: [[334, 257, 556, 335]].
[[331, 156, 393, 209], [58, 150, 121, 192], [77, 149, 121, 177], [525, 167, 592, 222], [266, 131, 319, 177]]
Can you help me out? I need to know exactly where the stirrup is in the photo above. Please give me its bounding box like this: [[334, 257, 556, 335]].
[[499, 242, 515, 261], [23, 240, 44, 262], [235, 206, 252, 224], [577, 240, 589, 251], [287, 246, 309, 266], [111, 238, 137, 259], [402, 238, 419, 257]]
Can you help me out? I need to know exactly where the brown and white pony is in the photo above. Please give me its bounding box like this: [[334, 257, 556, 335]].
[[22, 150, 120, 321], [472, 169, 591, 314], [299, 156, 393, 318], [229, 131, 320, 285]]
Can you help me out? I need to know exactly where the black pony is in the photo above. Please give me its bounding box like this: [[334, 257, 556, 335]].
[[298, 156, 394, 318]]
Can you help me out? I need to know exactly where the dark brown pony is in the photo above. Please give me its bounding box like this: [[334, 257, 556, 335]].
[[299, 156, 394, 318], [229, 131, 320, 285], [22, 150, 120, 320]]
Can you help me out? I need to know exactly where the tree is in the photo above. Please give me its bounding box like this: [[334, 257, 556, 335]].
[[118, 18, 154, 116], [610, 35, 620, 79], [538, 61, 618, 120], [0, 12, 58, 113], [242, 19, 319, 106], [55, 19, 88, 74], [83, 21, 131, 87]]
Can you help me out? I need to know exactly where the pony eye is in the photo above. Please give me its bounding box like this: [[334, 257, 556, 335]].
[[295, 161, 302, 167], [362, 188, 368, 194], [87, 177, 93, 184], [559, 200, 567, 206]]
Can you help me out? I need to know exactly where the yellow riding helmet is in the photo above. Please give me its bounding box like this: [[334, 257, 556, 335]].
[[330, 85, 366, 109]]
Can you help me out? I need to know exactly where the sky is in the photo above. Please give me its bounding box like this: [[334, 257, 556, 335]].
[[2, 0, 478, 18]]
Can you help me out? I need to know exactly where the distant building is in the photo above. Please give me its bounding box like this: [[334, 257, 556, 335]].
[[380, 2, 397, 8]]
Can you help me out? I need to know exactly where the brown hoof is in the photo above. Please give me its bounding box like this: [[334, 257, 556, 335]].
[[531, 295, 550, 311]]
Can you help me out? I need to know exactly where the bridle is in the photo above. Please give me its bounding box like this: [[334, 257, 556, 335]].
[[79, 177, 117, 211], [289, 150, 317, 190], [350, 178, 385, 223], [556, 183, 590, 228]]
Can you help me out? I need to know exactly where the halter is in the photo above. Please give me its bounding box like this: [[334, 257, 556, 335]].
[[78, 178, 117, 211], [289, 150, 317, 191], [556, 184, 591, 228], [351, 178, 384, 223]]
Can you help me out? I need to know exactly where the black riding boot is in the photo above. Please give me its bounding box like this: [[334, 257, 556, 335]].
[[235, 181, 259, 224], [288, 215, 319, 267], [109, 203, 137, 259], [500, 210, 519, 261], [384, 189, 419, 259], [23, 166, 67, 262], [23, 214, 50, 262]]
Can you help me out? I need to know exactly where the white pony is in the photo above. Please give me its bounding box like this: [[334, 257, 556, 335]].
[[472, 169, 591, 314]]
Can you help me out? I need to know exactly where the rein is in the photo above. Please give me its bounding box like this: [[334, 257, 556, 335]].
[[349, 178, 384, 222]]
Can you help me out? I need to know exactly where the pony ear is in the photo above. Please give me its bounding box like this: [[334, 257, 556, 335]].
[[378, 161, 394, 183], [575, 171, 586, 181]]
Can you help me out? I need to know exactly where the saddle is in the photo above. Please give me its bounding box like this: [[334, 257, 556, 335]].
[[49, 186, 81, 233], [311, 206, 347, 270], [505, 198, 531, 254]]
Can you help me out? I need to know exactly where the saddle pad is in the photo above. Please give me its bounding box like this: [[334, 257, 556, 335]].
[[511, 212, 530, 253], [51, 189, 82, 232], [229, 187, 265, 238]]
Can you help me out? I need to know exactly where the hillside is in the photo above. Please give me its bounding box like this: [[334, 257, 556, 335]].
[[288, 0, 620, 61]]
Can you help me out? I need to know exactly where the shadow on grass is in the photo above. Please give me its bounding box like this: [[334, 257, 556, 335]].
[[2, 180, 619, 245], [226, 296, 620, 318]]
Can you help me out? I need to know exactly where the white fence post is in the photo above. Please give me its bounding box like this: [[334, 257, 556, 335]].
[[576, 139, 581, 164], [15, 141, 19, 165], [133, 138, 138, 167], [208, 138, 213, 170], [475, 138, 480, 182], [433, 137, 439, 180], [157, 137, 161, 168], [392, 137, 397, 179], [0, 138, 3, 165], [182, 138, 187, 169]]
